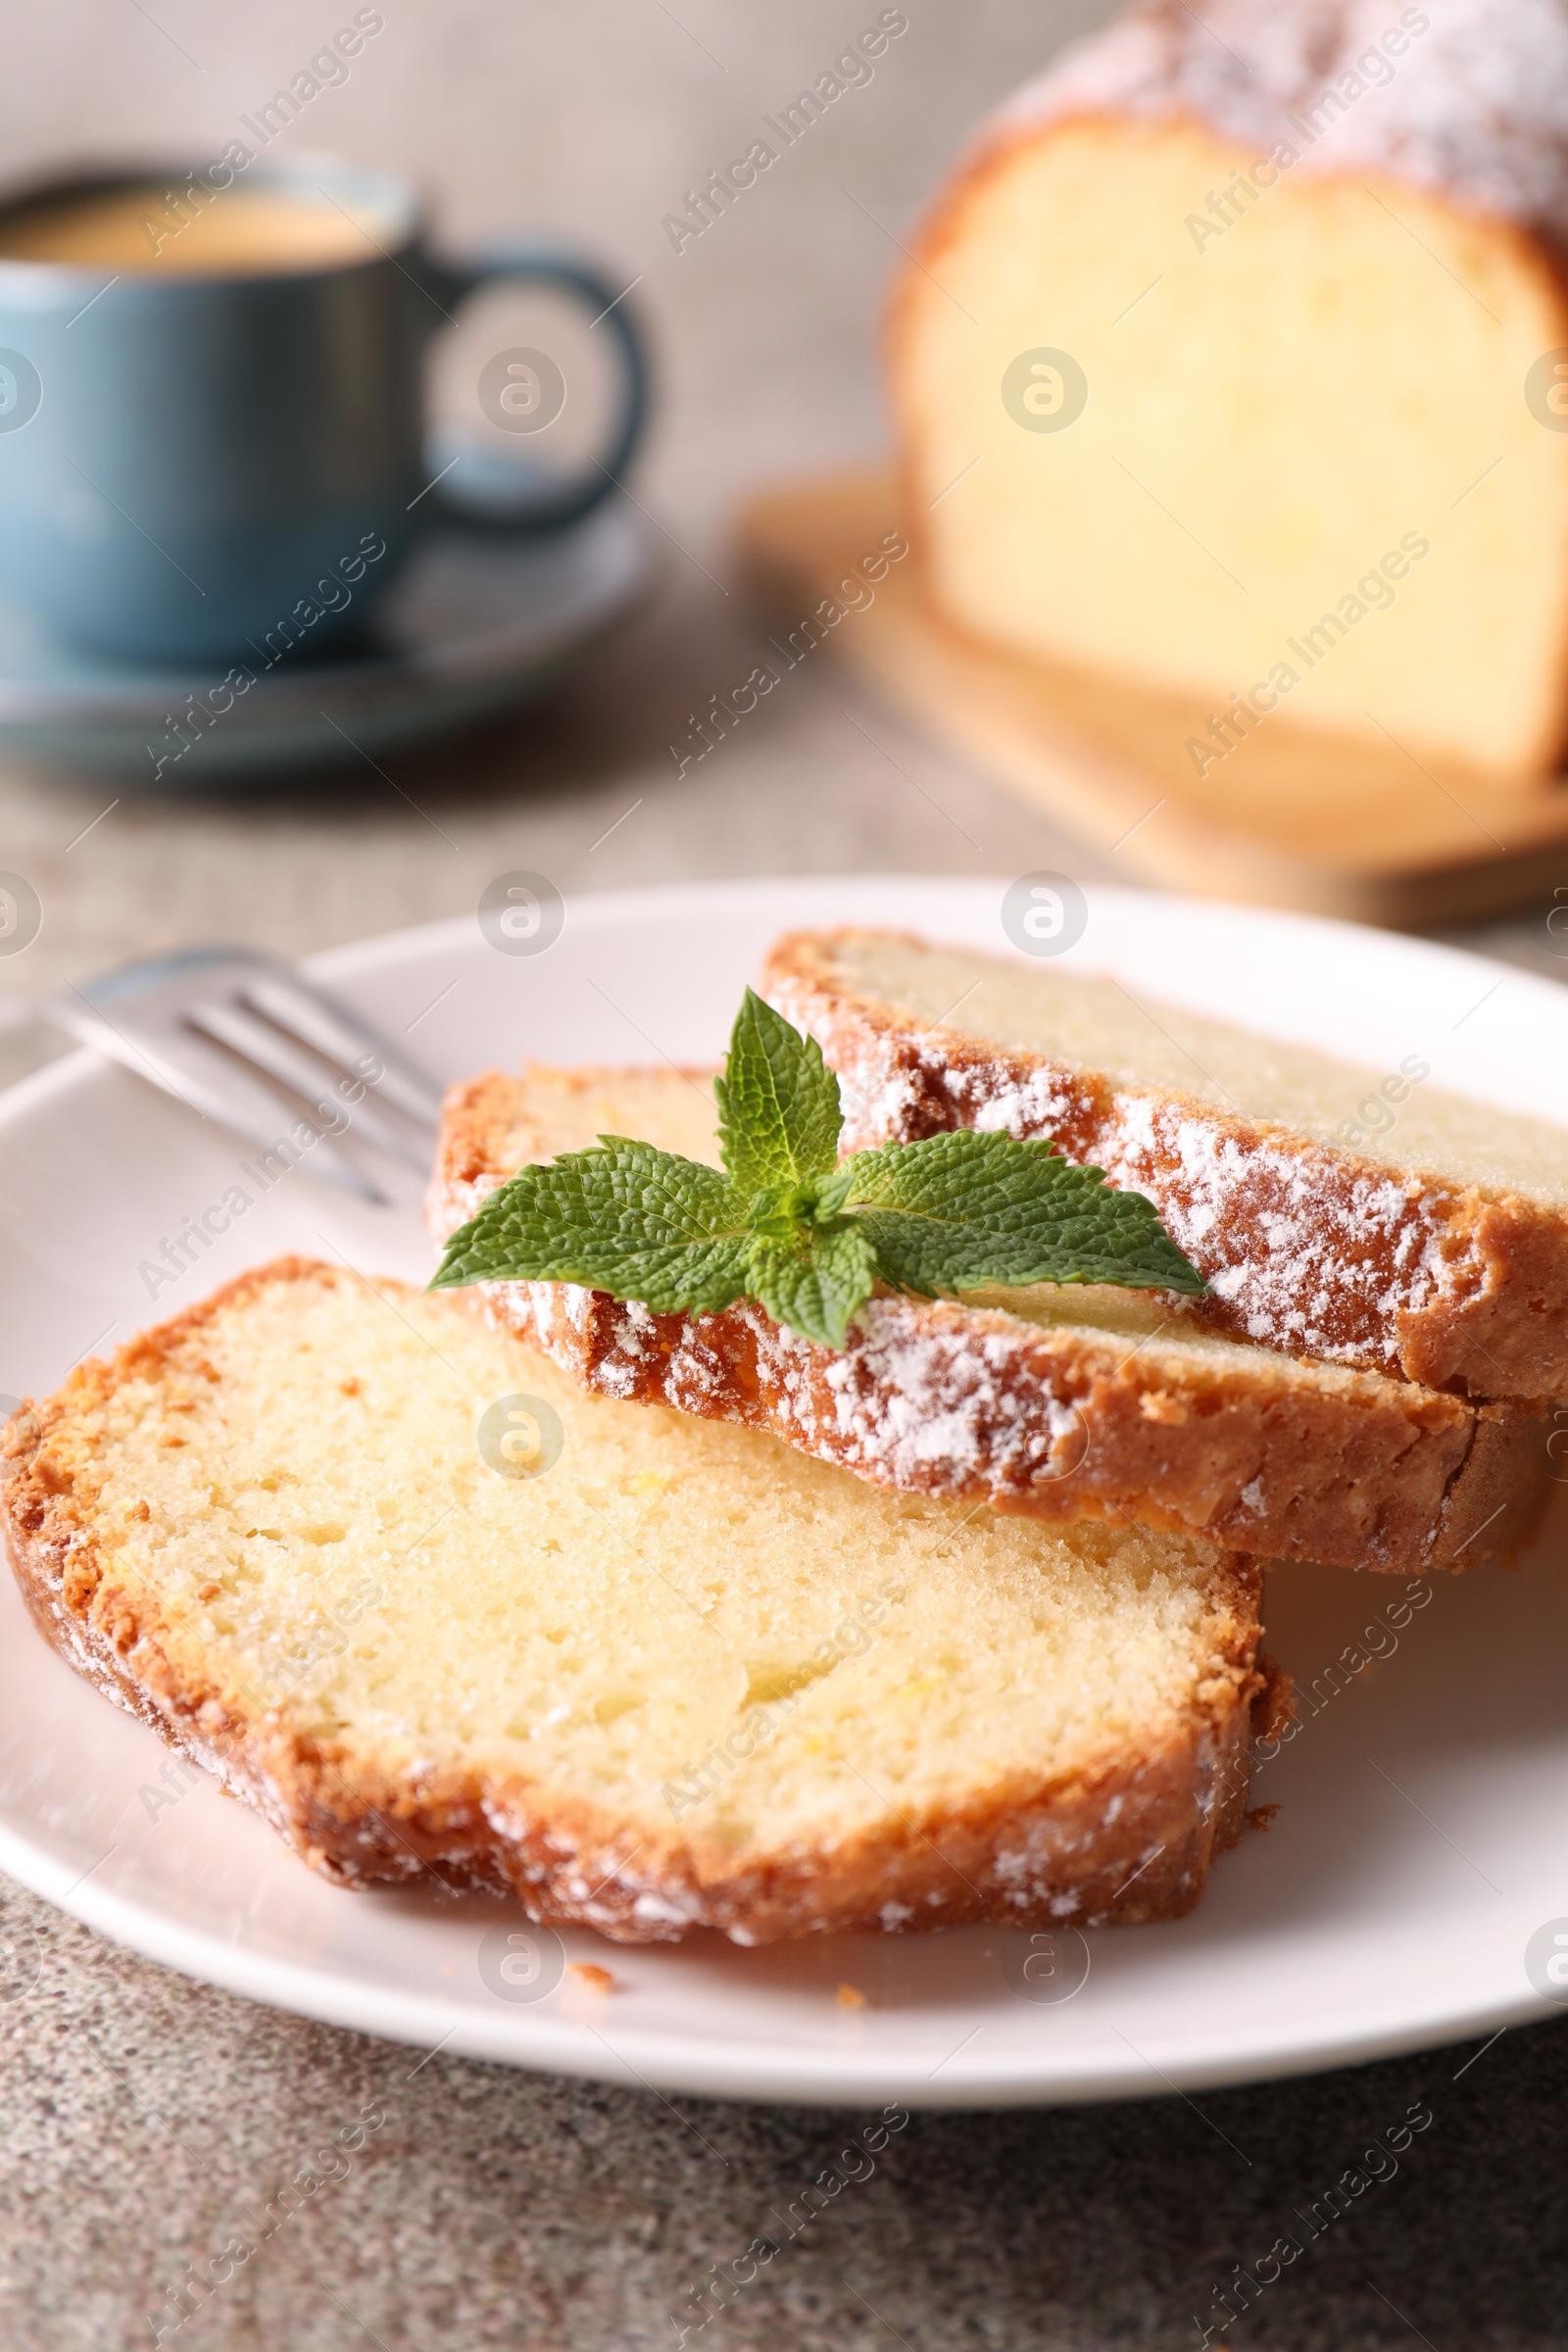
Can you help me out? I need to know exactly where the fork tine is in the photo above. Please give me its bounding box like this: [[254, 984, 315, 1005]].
[[187, 998, 430, 1172], [43, 990, 386, 1203], [42, 944, 442, 1200], [240, 969, 443, 1129]]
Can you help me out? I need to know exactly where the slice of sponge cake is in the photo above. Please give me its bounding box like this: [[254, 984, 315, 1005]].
[[1, 1257, 1278, 1941], [763, 927, 1568, 1403], [430, 1065, 1546, 1574]]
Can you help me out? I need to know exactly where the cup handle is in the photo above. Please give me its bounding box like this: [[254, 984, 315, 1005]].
[[423, 245, 650, 531]]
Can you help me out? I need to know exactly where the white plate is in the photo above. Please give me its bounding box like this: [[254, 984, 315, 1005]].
[[1, 875, 1565, 2109]]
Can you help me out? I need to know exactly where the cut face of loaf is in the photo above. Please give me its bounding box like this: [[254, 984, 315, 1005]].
[[761, 927, 1568, 1403], [2, 1257, 1276, 1943], [430, 1066, 1546, 1572], [892, 84, 1568, 776]]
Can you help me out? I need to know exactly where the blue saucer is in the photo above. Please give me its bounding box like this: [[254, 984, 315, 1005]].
[[0, 502, 655, 780]]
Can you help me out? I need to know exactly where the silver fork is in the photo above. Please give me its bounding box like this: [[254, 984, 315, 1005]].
[[44, 947, 444, 1202]]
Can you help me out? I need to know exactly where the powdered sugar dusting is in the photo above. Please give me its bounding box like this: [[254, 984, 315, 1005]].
[[1102, 1099, 1448, 1374], [996, 0, 1568, 243], [814, 1305, 1082, 1487]]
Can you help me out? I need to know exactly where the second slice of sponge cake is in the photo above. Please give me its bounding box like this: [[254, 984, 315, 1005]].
[[763, 927, 1568, 1404], [429, 1064, 1547, 1575]]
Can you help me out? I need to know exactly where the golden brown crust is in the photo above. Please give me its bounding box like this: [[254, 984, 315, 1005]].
[[761, 927, 1568, 1407], [431, 1071, 1548, 1574], [1, 1257, 1273, 1942]]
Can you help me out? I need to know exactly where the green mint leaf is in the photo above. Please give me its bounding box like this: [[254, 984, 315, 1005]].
[[429, 1138, 753, 1313], [745, 1224, 879, 1349], [712, 987, 843, 1200], [821, 1129, 1207, 1298], [429, 1000, 1203, 1344]]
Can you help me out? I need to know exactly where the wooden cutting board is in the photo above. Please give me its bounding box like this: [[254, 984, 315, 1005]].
[[737, 467, 1568, 928]]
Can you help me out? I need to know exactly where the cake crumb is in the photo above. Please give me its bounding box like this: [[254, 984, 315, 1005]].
[[1138, 1390, 1188, 1425], [1246, 1804, 1280, 1834], [340, 1378, 362, 1396], [128, 1500, 150, 1522], [837, 1982, 867, 2008], [195, 1581, 222, 1602], [568, 1963, 615, 1992]]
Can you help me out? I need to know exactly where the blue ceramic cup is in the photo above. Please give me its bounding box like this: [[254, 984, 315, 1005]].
[[0, 155, 649, 664]]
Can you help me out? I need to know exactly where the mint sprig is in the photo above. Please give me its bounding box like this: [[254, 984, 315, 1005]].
[[429, 989, 1204, 1347]]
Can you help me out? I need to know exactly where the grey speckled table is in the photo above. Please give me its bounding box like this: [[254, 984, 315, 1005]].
[[4, 3, 1568, 2344]]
